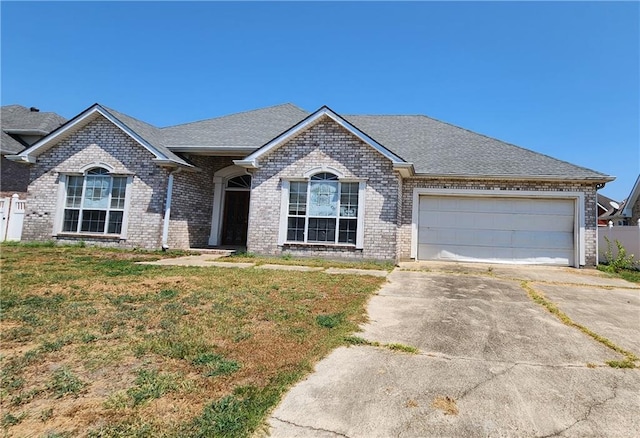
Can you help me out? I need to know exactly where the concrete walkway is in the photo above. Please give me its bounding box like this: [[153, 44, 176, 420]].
[[138, 254, 389, 277]]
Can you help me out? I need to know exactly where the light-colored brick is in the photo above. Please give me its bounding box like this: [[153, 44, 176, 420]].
[[20, 114, 602, 265], [247, 118, 398, 261]]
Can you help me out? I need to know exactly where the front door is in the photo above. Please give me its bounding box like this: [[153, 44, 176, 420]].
[[221, 191, 250, 246]]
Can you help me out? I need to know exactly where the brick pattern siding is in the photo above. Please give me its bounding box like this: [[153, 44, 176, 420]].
[[398, 178, 599, 266], [1, 156, 29, 198], [24, 115, 169, 249], [18, 113, 602, 265], [168, 156, 237, 249], [247, 118, 400, 261]]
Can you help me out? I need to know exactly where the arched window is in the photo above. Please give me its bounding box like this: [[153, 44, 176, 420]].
[[62, 167, 129, 235], [285, 172, 361, 245], [226, 174, 251, 189]]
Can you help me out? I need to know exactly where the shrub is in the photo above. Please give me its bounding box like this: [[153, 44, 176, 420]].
[[602, 237, 637, 272]]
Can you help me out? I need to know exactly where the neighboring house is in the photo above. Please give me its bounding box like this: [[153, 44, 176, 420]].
[[597, 193, 623, 226], [620, 175, 640, 226], [1, 105, 66, 198], [7, 103, 614, 266], [599, 175, 640, 227]]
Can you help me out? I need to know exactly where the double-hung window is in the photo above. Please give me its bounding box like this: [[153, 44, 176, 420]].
[[61, 168, 129, 235], [282, 172, 364, 247]]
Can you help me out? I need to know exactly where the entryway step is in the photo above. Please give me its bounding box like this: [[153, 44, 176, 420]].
[[188, 248, 238, 256]]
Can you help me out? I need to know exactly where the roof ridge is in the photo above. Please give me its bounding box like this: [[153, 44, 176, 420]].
[[162, 103, 307, 129], [100, 105, 160, 129], [345, 113, 426, 117]]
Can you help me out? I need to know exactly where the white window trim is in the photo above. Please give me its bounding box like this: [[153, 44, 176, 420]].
[[53, 169, 133, 239], [278, 176, 366, 249]]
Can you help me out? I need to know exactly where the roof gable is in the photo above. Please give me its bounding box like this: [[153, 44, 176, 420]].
[[7, 104, 194, 169], [4, 102, 614, 182], [621, 174, 640, 218], [234, 106, 413, 176]]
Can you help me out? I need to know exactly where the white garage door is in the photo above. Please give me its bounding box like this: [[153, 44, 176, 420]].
[[418, 196, 575, 265]]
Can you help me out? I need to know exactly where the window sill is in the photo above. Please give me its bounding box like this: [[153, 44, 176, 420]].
[[282, 242, 360, 250], [55, 233, 124, 241]]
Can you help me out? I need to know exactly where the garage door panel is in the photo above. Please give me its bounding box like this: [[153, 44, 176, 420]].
[[421, 196, 574, 215], [419, 243, 572, 265], [422, 211, 573, 232], [417, 196, 575, 266], [510, 230, 574, 249], [421, 228, 573, 250]]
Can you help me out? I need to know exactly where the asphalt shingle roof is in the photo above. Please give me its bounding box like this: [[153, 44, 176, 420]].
[[1, 105, 66, 133], [101, 106, 191, 167], [343, 114, 609, 179], [1, 131, 25, 154], [21, 102, 609, 180], [161, 104, 309, 148], [1, 105, 66, 154]]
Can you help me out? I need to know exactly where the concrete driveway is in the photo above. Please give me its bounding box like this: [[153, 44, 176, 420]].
[[268, 263, 640, 437]]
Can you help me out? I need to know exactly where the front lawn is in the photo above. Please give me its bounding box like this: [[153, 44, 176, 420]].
[[0, 244, 385, 437]]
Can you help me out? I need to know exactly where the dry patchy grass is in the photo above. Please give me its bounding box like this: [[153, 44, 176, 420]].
[[0, 244, 384, 437], [431, 395, 459, 415], [221, 252, 395, 271]]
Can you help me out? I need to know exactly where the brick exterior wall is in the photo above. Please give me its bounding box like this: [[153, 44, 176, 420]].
[[1, 156, 29, 198], [168, 156, 237, 249], [23, 115, 170, 249], [397, 178, 599, 266], [247, 118, 400, 261], [17, 112, 602, 266]]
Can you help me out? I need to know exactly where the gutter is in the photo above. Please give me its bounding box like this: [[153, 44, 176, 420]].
[[3, 129, 50, 136], [408, 173, 616, 183], [4, 154, 36, 164], [161, 169, 181, 250]]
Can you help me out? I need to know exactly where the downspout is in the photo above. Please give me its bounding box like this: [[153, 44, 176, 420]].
[[162, 169, 181, 250]]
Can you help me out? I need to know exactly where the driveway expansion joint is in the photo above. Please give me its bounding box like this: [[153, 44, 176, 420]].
[[418, 351, 604, 369], [271, 416, 352, 438]]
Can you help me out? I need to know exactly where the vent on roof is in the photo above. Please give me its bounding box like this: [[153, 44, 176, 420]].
[[30, 107, 40, 112]]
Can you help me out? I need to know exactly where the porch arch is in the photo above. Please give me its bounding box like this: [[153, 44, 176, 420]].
[[208, 165, 251, 246]]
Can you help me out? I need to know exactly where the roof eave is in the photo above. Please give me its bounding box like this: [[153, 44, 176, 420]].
[[168, 146, 257, 156], [152, 159, 200, 172], [409, 173, 616, 183], [393, 162, 415, 178], [233, 159, 258, 169], [3, 129, 49, 136], [5, 154, 36, 164]]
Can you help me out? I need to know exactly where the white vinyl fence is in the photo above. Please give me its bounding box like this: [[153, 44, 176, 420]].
[[598, 221, 640, 264], [0, 194, 26, 241]]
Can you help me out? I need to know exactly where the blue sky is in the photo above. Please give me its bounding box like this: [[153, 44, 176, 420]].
[[2, 1, 638, 201]]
